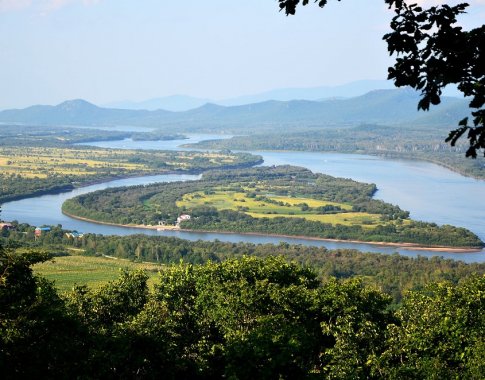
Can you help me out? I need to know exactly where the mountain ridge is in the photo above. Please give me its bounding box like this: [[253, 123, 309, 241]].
[[0, 89, 469, 131]]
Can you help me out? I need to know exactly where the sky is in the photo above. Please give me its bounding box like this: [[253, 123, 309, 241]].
[[1, 0, 484, 109]]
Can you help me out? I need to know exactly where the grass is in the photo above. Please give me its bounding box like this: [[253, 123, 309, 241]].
[[265, 195, 352, 210], [0, 146, 251, 179], [0, 146, 148, 178], [246, 212, 383, 226], [33, 254, 163, 292], [177, 190, 383, 227]]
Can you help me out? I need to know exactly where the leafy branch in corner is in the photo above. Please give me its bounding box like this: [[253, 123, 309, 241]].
[[277, 0, 485, 157]]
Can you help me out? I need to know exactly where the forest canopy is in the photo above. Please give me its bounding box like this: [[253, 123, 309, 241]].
[[2, 245, 485, 379]]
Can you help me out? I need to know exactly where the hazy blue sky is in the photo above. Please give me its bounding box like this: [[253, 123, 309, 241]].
[[1, 0, 484, 108]]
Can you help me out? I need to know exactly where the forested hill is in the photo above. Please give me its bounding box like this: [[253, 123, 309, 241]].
[[0, 89, 468, 131]]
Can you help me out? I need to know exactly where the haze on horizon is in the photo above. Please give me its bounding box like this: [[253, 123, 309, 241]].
[[1, 0, 484, 109]]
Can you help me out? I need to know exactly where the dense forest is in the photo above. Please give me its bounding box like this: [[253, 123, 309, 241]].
[[2, 238, 485, 378], [62, 166, 483, 248]]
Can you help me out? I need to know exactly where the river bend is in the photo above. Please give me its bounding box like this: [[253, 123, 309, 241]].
[[2, 134, 484, 263]]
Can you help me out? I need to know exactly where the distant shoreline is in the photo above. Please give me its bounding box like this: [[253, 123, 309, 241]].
[[61, 210, 484, 253], [185, 142, 485, 182]]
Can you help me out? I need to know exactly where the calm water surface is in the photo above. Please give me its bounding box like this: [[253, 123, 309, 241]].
[[85, 134, 231, 151], [3, 135, 484, 263], [257, 151, 484, 242]]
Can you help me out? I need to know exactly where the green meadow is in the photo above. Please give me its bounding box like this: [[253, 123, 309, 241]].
[[177, 189, 383, 227], [33, 253, 162, 292]]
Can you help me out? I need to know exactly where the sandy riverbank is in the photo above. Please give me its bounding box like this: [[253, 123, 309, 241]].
[[62, 210, 484, 253]]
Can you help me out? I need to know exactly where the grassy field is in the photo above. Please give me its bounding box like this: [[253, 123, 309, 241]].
[[245, 211, 382, 226], [177, 190, 383, 227], [0, 146, 147, 178], [0, 146, 252, 179], [33, 254, 163, 292]]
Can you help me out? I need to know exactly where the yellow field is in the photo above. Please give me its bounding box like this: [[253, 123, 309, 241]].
[[0, 146, 246, 179], [246, 212, 382, 226], [267, 196, 352, 210], [0, 147, 148, 178], [177, 190, 383, 227]]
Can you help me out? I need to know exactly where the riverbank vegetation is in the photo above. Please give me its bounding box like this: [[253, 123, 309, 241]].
[[0, 123, 186, 147], [2, 241, 485, 378], [0, 124, 131, 147], [62, 166, 483, 248], [0, 145, 262, 203]]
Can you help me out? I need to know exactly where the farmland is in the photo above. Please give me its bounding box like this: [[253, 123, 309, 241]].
[[0, 145, 262, 203], [0, 146, 150, 178], [33, 253, 162, 292], [0, 146, 260, 179]]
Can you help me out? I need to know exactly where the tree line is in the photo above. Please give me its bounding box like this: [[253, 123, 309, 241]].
[[4, 223, 485, 304]]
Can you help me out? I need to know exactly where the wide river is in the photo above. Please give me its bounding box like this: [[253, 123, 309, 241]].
[[2, 134, 485, 263]]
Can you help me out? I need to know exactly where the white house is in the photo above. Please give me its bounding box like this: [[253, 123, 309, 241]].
[[176, 214, 191, 225]]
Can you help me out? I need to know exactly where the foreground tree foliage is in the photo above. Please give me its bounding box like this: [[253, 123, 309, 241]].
[[278, 0, 485, 157], [375, 275, 485, 378], [0, 248, 87, 378], [1, 247, 485, 379]]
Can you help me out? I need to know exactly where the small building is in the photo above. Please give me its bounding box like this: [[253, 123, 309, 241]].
[[35, 227, 51, 237], [65, 230, 84, 239], [0, 223, 14, 231], [176, 214, 191, 225]]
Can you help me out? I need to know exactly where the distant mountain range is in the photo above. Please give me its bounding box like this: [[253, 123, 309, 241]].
[[0, 88, 469, 133], [102, 80, 398, 111], [217, 79, 397, 106], [101, 80, 463, 112], [104, 95, 212, 112]]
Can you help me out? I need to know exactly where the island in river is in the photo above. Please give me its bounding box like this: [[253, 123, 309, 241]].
[[62, 166, 484, 249]]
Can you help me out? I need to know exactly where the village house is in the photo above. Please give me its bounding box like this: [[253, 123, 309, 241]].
[[0, 223, 14, 231], [65, 231, 84, 239], [34, 227, 51, 237], [176, 214, 191, 226]]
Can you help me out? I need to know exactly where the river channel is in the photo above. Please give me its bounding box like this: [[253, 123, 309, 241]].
[[2, 134, 484, 263]]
